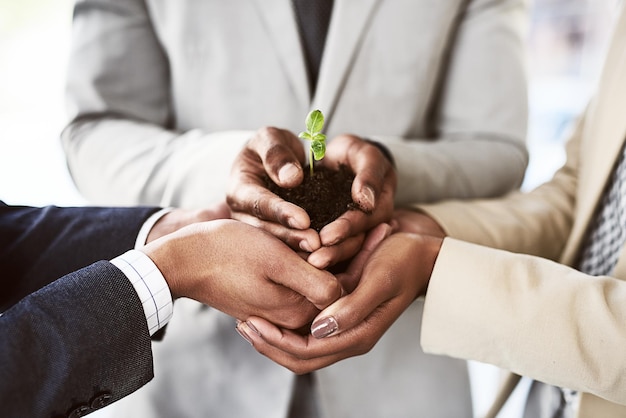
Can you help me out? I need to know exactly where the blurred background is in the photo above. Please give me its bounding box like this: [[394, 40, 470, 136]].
[[0, 0, 621, 417]]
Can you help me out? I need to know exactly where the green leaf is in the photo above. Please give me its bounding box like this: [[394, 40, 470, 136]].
[[313, 133, 326, 142], [299, 131, 313, 140], [305, 109, 324, 134], [311, 140, 326, 160]]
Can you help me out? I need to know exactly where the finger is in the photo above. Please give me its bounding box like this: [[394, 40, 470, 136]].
[[311, 234, 424, 338], [325, 135, 394, 213], [318, 179, 395, 246], [249, 127, 306, 188], [235, 320, 323, 373], [317, 209, 372, 247], [232, 211, 321, 252], [269, 252, 343, 309], [309, 282, 390, 339], [238, 318, 362, 374], [318, 210, 369, 247], [228, 182, 311, 230], [307, 233, 365, 270], [335, 223, 393, 293], [349, 149, 390, 213]]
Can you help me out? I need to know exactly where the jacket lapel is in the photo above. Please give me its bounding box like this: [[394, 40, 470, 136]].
[[251, 0, 310, 107], [312, 0, 381, 125], [561, 13, 626, 265]]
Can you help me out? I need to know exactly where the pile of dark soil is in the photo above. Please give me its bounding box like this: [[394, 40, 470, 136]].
[[266, 164, 362, 231]]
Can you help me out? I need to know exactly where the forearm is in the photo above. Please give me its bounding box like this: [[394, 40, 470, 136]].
[[382, 136, 527, 204], [0, 262, 153, 417], [62, 118, 251, 207], [0, 204, 160, 310], [421, 238, 626, 406], [65, 0, 252, 208]]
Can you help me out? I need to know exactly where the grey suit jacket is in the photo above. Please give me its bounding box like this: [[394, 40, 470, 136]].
[[419, 7, 626, 417], [62, 0, 529, 416], [63, 0, 528, 208]]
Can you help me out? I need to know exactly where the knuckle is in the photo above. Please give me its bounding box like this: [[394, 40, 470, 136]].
[[312, 280, 342, 306], [258, 125, 280, 140], [225, 194, 239, 209], [265, 143, 290, 165], [253, 198, 262, 217]]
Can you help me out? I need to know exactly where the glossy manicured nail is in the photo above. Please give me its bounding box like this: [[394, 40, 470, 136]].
[[236, 324, 253, 345], [311, 316, 338, 339], [278, 163, 300, 185]]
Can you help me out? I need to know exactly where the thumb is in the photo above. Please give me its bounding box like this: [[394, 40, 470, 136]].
[[255, 129, 305, 188], [335, 222, 392, 293], [310, 273, 389, 339]]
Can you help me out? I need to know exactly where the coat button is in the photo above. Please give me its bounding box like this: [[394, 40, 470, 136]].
[[67, 404, 91, 418], [90, 392, 113, 409]]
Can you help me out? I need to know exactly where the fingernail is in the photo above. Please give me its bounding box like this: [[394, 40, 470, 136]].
[[360, 186, 375, 210], [246, 320, 261, 336], [288, 216, 307, 230], [311, 316, 338, 339], [236, 324, 253, 345], [278, 163, 300, 184], [299, 240, 313, 252]]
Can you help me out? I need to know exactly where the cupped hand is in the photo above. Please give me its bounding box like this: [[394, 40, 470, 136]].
[[142, 219, 343, 330], [226, 127, 397, 269], [235, 232, 442, 373], [226, 126, 322, 253], [307, 134, 397, 268]]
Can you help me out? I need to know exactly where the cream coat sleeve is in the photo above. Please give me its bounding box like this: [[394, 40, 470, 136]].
[[421, 237, 626, 406], [414, 113, 583, 261]]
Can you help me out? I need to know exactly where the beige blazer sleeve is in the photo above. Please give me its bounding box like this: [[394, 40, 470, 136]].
[[421, 237, 626, 406], [417, 7, 626, 410], [415, 114, 581, 261]]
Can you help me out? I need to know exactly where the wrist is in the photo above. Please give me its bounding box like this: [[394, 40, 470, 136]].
[[111, 249, 174, 335], [146, 205, 231, 244], [137, 208, 173, 248], [394, 209, 446, 238], [141, 233, 186, 299], [418, 235, 444, 297], [363, 138, 396, 168]]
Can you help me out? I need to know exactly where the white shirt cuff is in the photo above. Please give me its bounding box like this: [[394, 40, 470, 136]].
[[134, 208, 174, 249], [111, 249, 173, 336]]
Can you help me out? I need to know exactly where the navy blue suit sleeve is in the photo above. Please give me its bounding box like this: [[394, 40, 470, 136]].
[[0, 202, 161, 311], [0, 261, 154, 418]]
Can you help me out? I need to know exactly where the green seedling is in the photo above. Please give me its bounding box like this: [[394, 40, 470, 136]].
[[298, 109, 326, 176]]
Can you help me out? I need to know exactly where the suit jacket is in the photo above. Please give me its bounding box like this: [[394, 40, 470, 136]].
[[61, 1, 530, 417], [62, 0, 528, 209], [0, 203, 161, 417], [418, 6, 626, 417]]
